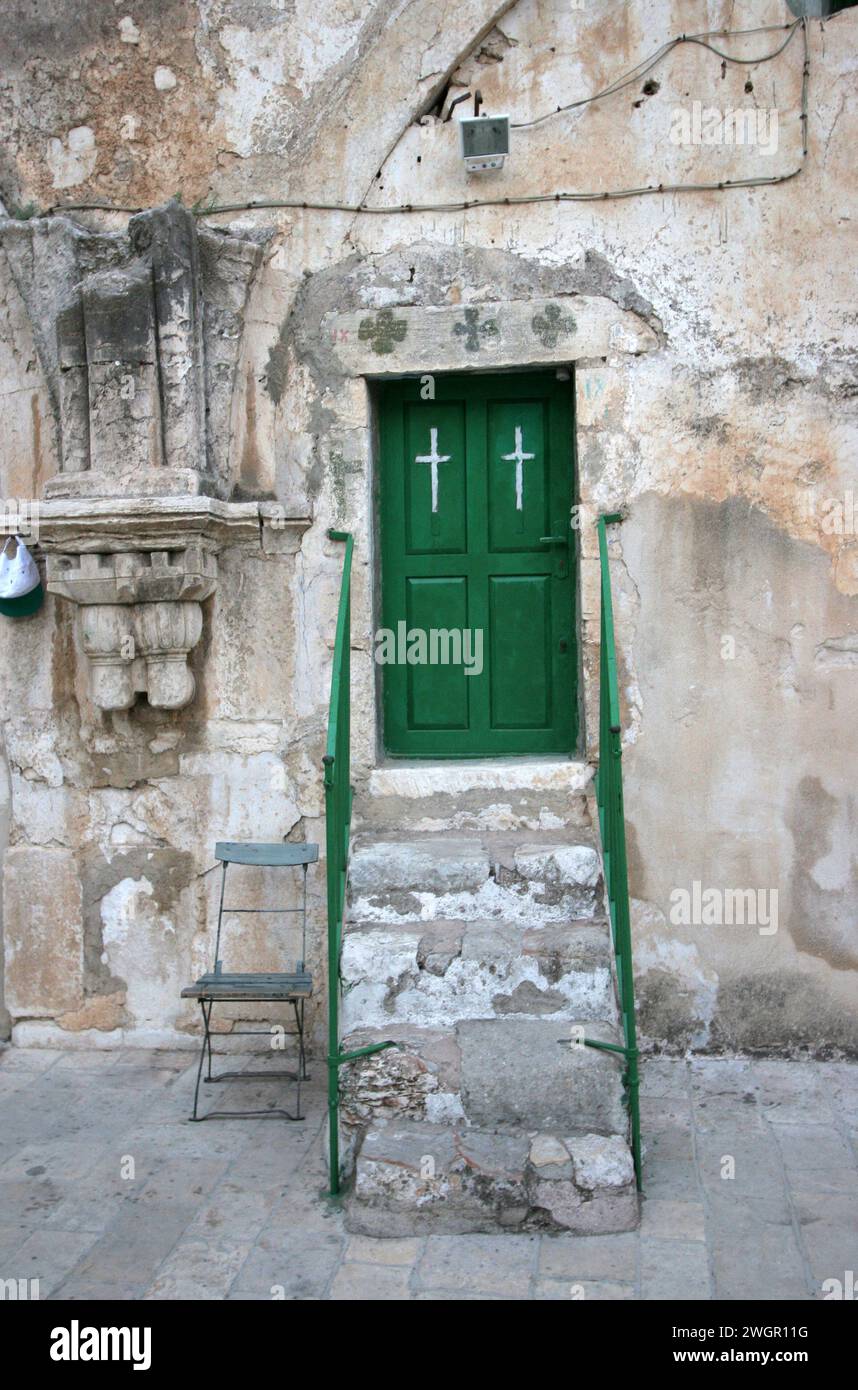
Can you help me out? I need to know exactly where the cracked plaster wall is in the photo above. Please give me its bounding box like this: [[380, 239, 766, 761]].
[[0, 0, 856, 1052]]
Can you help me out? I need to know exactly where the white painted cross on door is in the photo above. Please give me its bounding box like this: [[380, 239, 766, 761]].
[[501, 425, 535, 511], [415, 427, 451, 514]]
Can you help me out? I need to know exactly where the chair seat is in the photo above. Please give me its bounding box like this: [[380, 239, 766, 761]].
[[214, 841, 318, 867], [182, 971, 313, 1001]]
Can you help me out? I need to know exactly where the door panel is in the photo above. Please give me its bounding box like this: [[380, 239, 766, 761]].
[[379, 371, 576, 758], [487, 399, 549, 552], [489, 575, 551, 729], [406, 576, 470, 730], [404, 400, 467, 554]]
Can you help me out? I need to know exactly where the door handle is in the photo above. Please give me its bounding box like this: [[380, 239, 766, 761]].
[[539, 535, 566, 545]]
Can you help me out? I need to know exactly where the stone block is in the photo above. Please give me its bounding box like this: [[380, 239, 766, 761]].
[[341, 918, 616, 1028], [458, 1018, 627, 1133], [347, 1119, 639, 1237], [349, 838, 490, 897], [4, 846, 84, 1017]]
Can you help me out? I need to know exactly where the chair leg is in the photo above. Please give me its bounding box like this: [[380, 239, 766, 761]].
[[190, 1000, 211, 1121], [203, 999, 214, 1081], [300, 1000, 309, 1080], [293, 1000, 303, 1121]]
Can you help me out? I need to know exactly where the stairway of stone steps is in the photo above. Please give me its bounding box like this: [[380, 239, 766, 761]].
[[337, 778, 639, 1236]]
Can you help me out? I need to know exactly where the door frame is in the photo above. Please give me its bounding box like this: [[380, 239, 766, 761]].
[[372, 368, 581, 761], [284, 259, 659, 775]]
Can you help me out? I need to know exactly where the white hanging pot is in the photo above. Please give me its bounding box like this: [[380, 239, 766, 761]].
[[0, 535, 44, 618]]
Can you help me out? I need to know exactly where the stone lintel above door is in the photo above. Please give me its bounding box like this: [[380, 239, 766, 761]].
[[322, 295, 659, 377]]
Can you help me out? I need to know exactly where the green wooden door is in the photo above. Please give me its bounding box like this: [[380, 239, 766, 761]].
[[378, 371, 576, 757]]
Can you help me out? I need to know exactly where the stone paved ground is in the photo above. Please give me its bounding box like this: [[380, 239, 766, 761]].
[[0, 1047, 855, 1300]]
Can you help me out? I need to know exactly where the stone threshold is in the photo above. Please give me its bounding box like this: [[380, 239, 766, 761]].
[[367, 758, 594, 799]]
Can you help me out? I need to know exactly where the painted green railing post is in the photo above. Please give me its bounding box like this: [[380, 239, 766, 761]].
[[594, 512, 642, 1188], [324, 530, 396, 1197]]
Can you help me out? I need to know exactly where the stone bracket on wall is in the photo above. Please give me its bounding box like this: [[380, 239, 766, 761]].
[[0, 198, 316, 713], [37, 497, 310, 711]]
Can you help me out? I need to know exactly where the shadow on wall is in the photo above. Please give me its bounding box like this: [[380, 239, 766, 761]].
[[620, 493, 858, 1057]]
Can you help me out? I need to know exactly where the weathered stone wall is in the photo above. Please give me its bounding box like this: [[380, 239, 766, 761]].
[[0, 0, 856, 1053]]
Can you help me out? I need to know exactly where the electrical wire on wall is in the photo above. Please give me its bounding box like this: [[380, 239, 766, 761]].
[[43, 18, 809, 220]]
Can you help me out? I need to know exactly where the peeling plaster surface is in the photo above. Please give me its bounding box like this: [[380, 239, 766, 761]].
[[0, 0, 856, 1052]]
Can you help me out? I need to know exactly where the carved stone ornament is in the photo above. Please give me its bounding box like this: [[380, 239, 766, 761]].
[[1, 199, 309, 710]]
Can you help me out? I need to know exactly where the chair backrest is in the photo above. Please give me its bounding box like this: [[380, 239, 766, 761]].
[[214, 841, 319, 867], [211, 841, 319, 975]]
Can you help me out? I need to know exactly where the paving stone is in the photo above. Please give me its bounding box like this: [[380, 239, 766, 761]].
[[50, 1280, 145, 1301], [1, 1048, 855, 1303], [706, 1198, 809, 1301], [538, 1232, 637, 1282], [144, 1236, 252, 1300], [0, 1222, 33, 1264], [640, 1237, 711, 1300], [639, 1156, 700, 1200], [695, 1132, 785, 1197], [232, 1240, 344, 1298], [328, 1261, 412, 1300], [0, 1048, 60, 1072], [790, 1190, 858, 1289], [640, 1198, 706, 1241], [534, 1278, 635, 1300], [133, 1155, 233, 1206], [640, 1094, 693, 1130], [458, 1018, 627, 1132], [747, 1061, 829, 1126], [345, 1235, 423, 1265], [66, 1201, 197, 1286], [417, 1234, 537, 1297], [7, 1228, 99, 1298], [640, 1058, 690, 1098], [642, 1126, 695, 1161], [775, 1124, 858, 1193]]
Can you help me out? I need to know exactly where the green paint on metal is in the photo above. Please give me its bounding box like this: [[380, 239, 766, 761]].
[[532, 303, 576, 348], [594, 512, 642, 1189], [324, 530, 397, 1196], [377, 371, 577, 758], [358, 309, 407, 355]]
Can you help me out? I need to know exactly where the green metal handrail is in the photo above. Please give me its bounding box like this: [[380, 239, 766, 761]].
[[594, 512, 642, 1188], [324, 530, 395, 1196]]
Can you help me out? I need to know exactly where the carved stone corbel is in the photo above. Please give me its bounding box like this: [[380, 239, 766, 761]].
[[0, 199, 312, 712], [36, 497, 302, 711]]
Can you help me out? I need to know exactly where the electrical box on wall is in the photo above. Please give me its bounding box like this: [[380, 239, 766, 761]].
[[459, 115, 510, 172]]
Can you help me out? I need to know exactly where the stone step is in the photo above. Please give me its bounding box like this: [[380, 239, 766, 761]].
[[348, 834, 603, 923], [459, 1018, 627, 1133], [346, 1118, 638, 1236], [339, 1017, 627, 1135], [353, 760, 594, 836], [341, 918, 618, 1030]]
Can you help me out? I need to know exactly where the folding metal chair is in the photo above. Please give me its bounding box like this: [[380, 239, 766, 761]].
[[181, 841, 318, 1122]]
